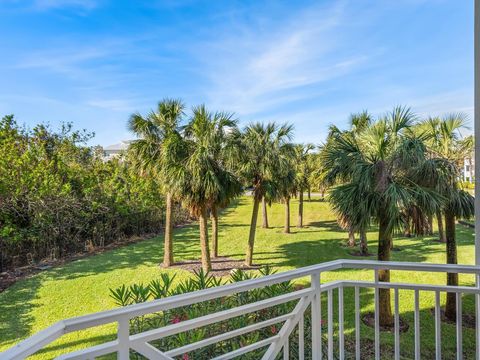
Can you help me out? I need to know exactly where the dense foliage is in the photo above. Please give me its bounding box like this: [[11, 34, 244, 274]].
[[0, 115, 187, 271], [110, 266, 318, 359]]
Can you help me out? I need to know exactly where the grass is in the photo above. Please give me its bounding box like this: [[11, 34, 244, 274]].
[[0, 196, 476, 359]]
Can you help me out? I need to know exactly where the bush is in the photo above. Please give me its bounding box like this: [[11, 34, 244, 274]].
[[0, 115, 188, 271], [109, 267, 316, 359]]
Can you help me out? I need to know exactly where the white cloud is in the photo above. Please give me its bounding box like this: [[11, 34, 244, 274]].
[[194, 1, 370, 117], [33, 0, 98, 10], [16, 47, 108, 75], [86, 98, 137, 112], [409, 89, 474, 121]]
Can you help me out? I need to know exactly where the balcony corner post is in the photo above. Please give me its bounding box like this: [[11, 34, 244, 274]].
[[475, 0, 480, 266], [473, 1, 480, 357]]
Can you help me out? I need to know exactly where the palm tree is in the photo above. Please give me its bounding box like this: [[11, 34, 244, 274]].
[[171, 105, 240, 272], [276, 163, 296, 234], [322, 106, 443, 326], [128, 99, 185, 267], [294, 144, 315, 228], [419, 114, 474, 321], [261, 196, 269, 228], [260, 182, 276, 229], [444, 188, 474, 320], [239, 122, 294, 266], [308, 149, 328, 200], [209, 118, 243, 258]]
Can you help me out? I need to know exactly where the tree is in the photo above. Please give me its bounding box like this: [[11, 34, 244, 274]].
[[171, 105, 240, 271], [239, 122, 294, 266], [419, 114, 474, 321], [260, 181, 276, 229], [444, 189, 474, 320], [276, 162, 296, 234], [294, 144, 315, 228], [209, 117, 243, 258], [321, 106, 443, 326], [128, 99, 185, 267]]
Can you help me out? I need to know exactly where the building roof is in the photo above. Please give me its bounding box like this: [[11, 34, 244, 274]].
[[104, 140, 133, 152]]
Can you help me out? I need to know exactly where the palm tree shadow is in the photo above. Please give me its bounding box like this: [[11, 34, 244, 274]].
[[306, 220, 342, 232]]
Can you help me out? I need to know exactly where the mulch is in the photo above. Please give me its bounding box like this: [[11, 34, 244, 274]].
[[160, 256, 261, 277], [429, 307, 476, 328], [349, 250, 374, 257], [362, 312, 410, 333]]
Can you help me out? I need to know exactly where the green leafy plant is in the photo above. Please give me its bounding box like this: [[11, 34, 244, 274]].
[[109, 267, 305, 359]]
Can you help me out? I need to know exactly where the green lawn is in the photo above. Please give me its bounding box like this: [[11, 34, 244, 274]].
[[0, 196, 476, 359]]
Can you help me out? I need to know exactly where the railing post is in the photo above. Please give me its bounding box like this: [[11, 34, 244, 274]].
[[118, 317, 130, 360], [374, 270, 380, 360], [311, 272, 322, 359]]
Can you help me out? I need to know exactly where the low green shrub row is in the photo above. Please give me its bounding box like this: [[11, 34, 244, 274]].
[[110, 267, 318, 359]]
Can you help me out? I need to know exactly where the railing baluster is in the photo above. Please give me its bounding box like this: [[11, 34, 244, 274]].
[[311, 273, 322, 360], [435, 291, 441, 360], [338, 286, 344, 360], [117, 317, 130, 360], [394, 288, 400, 360], [355, 286, 360, 360], [298, 314, 304, 360], [284, 337, 289, 360], [328, 289, 333, 360], [414, 289, 420, 360], [374, 270, 380, 360], [457, 292, 463, 360]]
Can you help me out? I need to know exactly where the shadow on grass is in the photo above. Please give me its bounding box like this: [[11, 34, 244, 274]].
[[0, 276, 42, 346], [43, 223, 206, 282]]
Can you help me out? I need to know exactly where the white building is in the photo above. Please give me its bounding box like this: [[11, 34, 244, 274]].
[[102, 140, 133, 160], [462, 155, 475, 183]]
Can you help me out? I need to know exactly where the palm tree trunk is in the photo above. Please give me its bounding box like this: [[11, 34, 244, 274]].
[[199, 205, 211, 272], [245, 195, 260, 266], [359, 229, 368, 255], [284, 196, 290, 233], [404, 215, 411, 238], [378, 212, 393, 326], [437, 210, 446, 243], [445, 210, 458, 321], [261, 197, 269, 228], [163, 192, 174, 267], [211, 205, 218, 258], [348, 226, 356, 247], [297, 191, 304, 228], [308, 187, 311, 201], [427, 214, 434, 235]]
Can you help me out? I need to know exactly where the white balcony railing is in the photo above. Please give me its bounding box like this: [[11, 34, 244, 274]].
[[2, 259, 480, 360]]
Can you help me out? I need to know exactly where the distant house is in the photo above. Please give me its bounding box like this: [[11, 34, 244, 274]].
[[461, 154, 475, 183], [102, 140, 133, 160]]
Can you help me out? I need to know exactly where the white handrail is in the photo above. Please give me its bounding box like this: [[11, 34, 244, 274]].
[[2, 259, 480, 360]]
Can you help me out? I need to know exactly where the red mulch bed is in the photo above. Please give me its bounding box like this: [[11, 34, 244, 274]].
[[362, 312, 410, 333], [160, 256, 261, 277], [349, 250, 374, 257]]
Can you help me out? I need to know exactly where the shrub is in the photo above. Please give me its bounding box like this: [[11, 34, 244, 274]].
[[109, 267, 316, 359], [0, 115, 189, 271]]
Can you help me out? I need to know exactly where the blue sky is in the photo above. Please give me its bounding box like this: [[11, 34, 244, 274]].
[[0, 0, 474, 146]]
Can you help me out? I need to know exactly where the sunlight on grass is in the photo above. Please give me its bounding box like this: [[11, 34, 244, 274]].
[[0, 196, 476, 358]]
